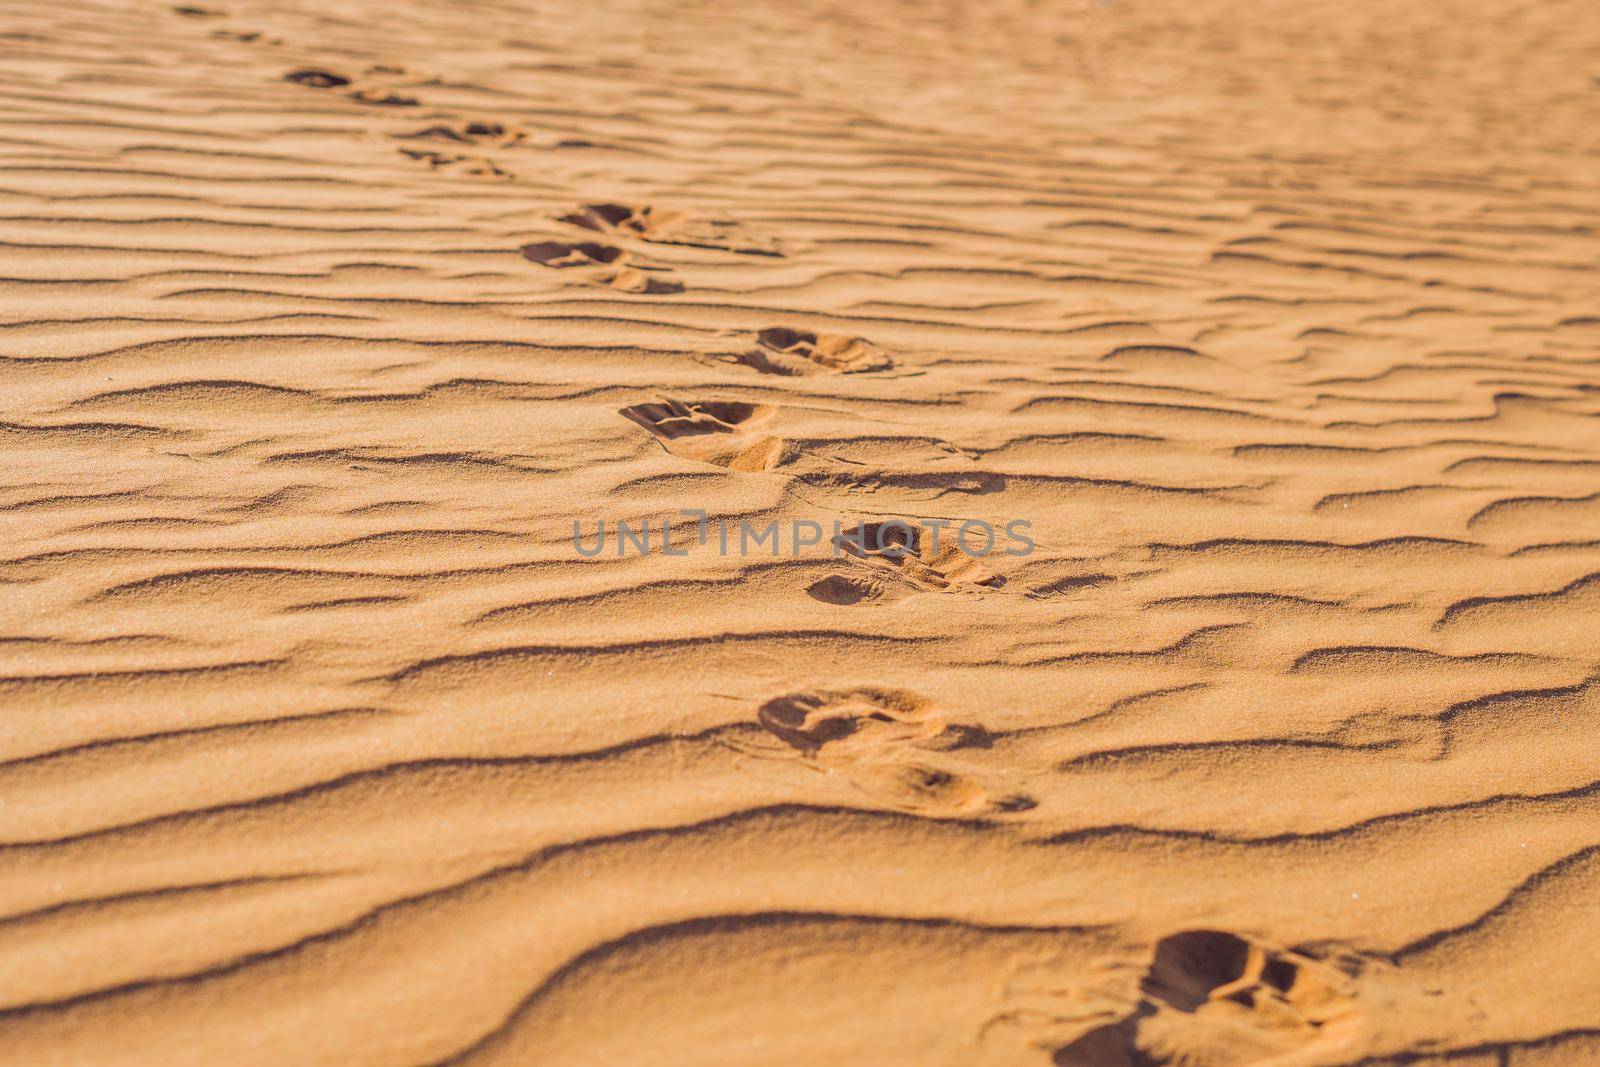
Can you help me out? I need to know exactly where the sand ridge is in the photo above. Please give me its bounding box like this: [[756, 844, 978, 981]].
[[1, 0, 1599, 1063]]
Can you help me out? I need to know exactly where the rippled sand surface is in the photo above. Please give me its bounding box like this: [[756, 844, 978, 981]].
[[3, 0, 1600, 1063]]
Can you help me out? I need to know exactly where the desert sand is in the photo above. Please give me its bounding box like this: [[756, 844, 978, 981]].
[[2, 0, 1599, 1063]]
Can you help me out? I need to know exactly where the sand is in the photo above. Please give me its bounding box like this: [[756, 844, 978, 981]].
[[2, 0, 1599, 1063]]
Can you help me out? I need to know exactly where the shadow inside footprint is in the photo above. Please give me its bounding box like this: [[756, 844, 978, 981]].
[[348, 88, 419, 107], [520, 241, 682, 293], [1054, 930, 1357, 1067], [621, 399, 764, 440], [398, 149, 510, 178], [557, 202, 781, 256], [730, 327, 893, 376], [284, 67, 418, 106], [806, 573, 901, 605], [1146, 930, 1262, 1011], [521, 241, 625, 268], [832, 521, 999, 592], [1051, 1020, 1149, 1067], [752, 687, 1021, 815], [758, 687, 943, 756], [1144, 930, 1343, 1020], [285, 69, 350, 89], [619, 399, 778, 469], [396, 122, 523, 146], [836, 519, 920, 559], [559, 202, 639, 233]]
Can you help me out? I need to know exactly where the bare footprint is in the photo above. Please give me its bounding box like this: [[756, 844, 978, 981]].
[[398, 148, 511, 178], [171, 3, 279, 44], [1052, 930, 1360, 1067], [805, 573, 909, 606], [743, 687, 1028, 815], [285, 69, 350, 89], [834, 521, 1000, 592], [722, 327, 894, 376], [348, 87, 419, 107], [394, 121, 528, 147], [619, 398, 780, 470], [557, 202, 781, 256], [520, 240, 683, 294], [860, 761, 1002, 816], [283, 69, 419, 108], [758, 687, 945, 754]]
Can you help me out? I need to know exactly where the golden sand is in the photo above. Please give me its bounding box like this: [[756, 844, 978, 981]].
[[2, 0, 1599, 1063]]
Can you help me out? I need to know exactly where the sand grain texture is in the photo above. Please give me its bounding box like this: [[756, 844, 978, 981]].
[[2, 0, 1600, 1063]]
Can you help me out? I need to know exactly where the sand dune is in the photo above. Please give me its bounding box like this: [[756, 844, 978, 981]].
[[2, 0, 1599, 1063]]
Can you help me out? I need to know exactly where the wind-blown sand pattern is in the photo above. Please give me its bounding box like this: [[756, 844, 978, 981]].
[[2, 0, 1600, 1063]]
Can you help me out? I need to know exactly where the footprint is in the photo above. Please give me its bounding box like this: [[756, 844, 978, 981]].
[[284, 69, 419, 108], [833, 521, 1000, 592], [285, 69, 350, 89], [394, 121, 528, 147], [758, 687, 945, 755], [724, 327, 893, 376], [746, 687, 1022, 815], [863, 761, 998, 816], [397, 148, 511, 178], [348, 88, 419, 107], [171, 4, 277, 44], [521, 241, 624, 268], [805, 573, 907, 605], [520, 240, 683, 294], [556, 202, 781, 256], [1052, 930, 1359, 1067], [619, 399, 780, 470], [620, 399, 768, 440]]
